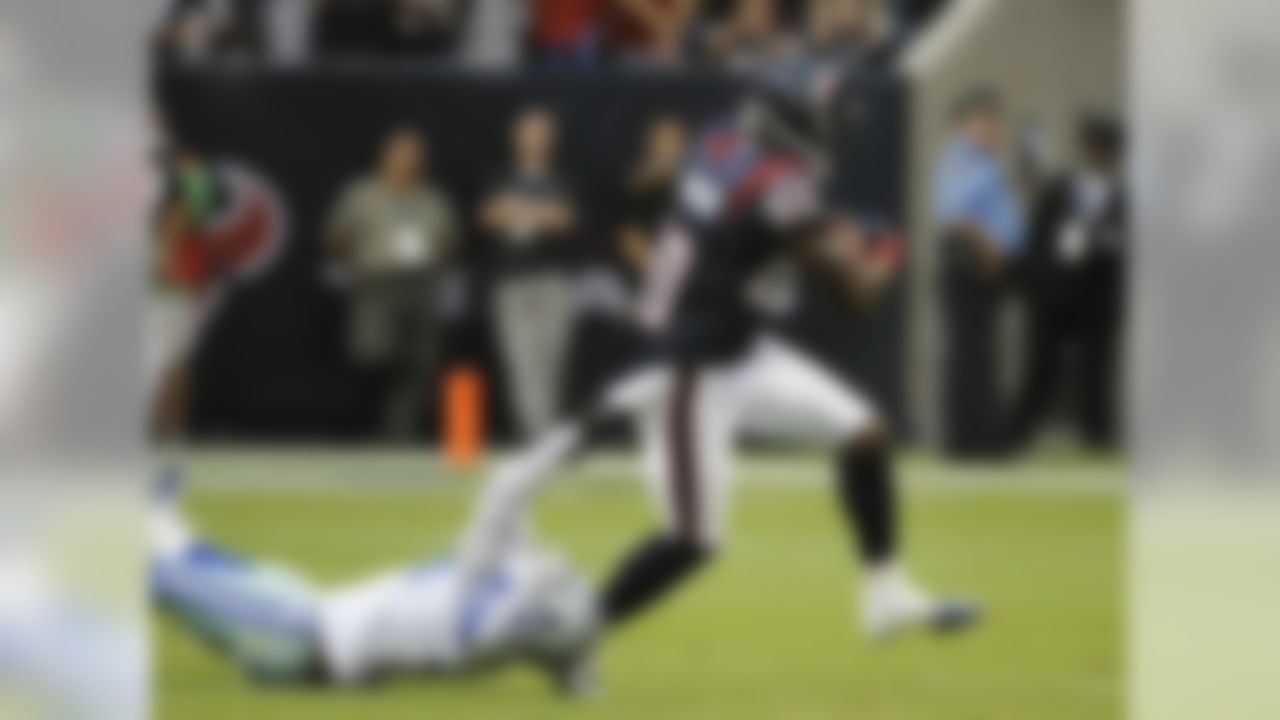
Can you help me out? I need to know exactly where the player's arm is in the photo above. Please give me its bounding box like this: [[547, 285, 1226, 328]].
[[634, 219, 695, 333], [797, 215, 904, 315], [764, 173, 902, 315]]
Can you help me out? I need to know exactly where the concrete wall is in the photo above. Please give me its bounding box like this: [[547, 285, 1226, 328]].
[[901, 0, 1124, 446]]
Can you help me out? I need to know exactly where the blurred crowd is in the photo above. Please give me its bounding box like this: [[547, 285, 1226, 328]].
[[153, 0, 948, 70]]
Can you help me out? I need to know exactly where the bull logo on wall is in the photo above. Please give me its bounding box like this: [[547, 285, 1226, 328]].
[[160, 158, 289, 297]]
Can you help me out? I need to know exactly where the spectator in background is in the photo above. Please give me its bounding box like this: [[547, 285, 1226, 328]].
[[934, 88, 1025, 458], [325, 128, 460, 441], [312, 0, 467, 59], [700, 0, 805, 27], [154, 0, 261, 61], [462, 0, 528, 68], [154, 0, 314, 64], [260, 0, 316, 65], [1007, 117, 1126, 451], [385, 0, 469, 58], [480, 107, 579, 440], [702, 0, 792, 72], [531, 0, 607, 65], [313, 0, 391, 57], [806, 0, 893, 69], [604, 0, 701, 67], [616, 114, 688, 280]]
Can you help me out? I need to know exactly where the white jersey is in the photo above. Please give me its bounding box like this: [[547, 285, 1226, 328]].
[[317, 551, 568, 685]]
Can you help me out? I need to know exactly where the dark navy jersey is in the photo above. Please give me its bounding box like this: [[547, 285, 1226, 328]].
[[637, 120, 824, 362]]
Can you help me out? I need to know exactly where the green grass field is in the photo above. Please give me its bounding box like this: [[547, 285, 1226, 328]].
[[159, 451, 1122, 720]]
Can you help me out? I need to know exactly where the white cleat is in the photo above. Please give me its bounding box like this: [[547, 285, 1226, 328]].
[[149, 467, 197, 561], [862, 567, 981, 640]]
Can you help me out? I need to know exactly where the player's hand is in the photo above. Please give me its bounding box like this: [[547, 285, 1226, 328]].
[[823, 215, 870, 268], [825, 216, 906, 274], [868, 228, 906, 278]]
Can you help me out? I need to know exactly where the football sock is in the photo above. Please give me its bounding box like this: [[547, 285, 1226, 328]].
[[602, 534, 711, 627], [150, 469, 195, 561], [837, 446, 899, 565]]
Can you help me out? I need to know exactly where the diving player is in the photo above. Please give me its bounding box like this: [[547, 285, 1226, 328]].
[[149, 478, 599, 693], [461, 53, 979, 642]]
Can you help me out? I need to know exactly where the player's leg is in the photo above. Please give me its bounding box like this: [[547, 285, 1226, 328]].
[[602, 363, 742, 627], [737, 338, 899, 568], [150, 479, 325, 684], [742, 337, 979, 637]]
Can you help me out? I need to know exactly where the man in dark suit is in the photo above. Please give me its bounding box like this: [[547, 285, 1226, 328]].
[[1007, 117, 1126, 451]]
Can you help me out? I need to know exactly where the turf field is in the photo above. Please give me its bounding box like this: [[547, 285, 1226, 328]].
[[158, 451, 1122, 720]]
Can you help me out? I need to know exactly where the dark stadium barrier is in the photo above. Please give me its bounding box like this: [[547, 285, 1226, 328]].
[[157, 67, 909, 442]]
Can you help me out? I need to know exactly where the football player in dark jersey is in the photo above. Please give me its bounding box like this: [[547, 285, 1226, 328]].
[[459, 54, 978, 675]]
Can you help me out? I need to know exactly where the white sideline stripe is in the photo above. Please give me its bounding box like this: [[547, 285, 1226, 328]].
[[179, 450, 1121, 496]]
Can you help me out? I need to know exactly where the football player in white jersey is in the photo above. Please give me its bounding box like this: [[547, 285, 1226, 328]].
[[149, 477, 599, 693]]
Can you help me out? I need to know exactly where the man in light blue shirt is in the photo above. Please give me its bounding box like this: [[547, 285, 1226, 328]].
[[934, 88, 1024, 456], [935, 89, 1025, 280]]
